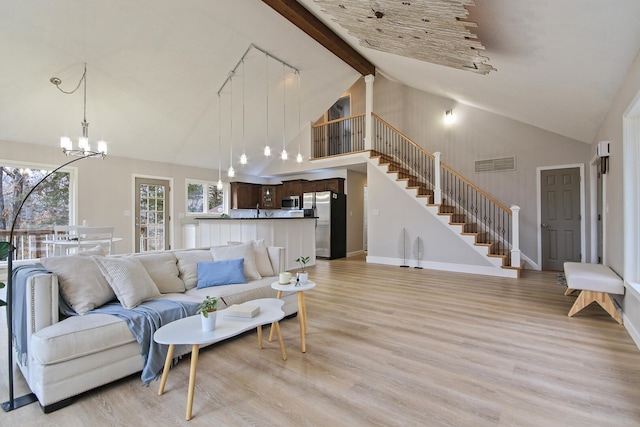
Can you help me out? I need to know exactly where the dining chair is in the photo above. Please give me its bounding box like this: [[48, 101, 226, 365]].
[[51, 225, 78, 255], [76, 226, 115, 255]]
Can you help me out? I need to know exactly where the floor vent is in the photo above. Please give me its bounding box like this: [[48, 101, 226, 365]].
[[475, 156, 516, 173]]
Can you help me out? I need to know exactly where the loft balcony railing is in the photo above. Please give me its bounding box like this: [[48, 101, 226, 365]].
[[311, 114, 366, 158]]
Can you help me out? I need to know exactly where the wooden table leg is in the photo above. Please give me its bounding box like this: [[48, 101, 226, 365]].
[[268, 290, 283, 342], [158, 344, 175, 396], [298, 292, 306, 353], [257, 325, 263, 349], [273, 321, 287, 360], [186, 344, 199, 421], [300, 291, 308, 334]]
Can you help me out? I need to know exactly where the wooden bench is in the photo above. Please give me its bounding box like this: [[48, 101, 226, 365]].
[[563, 262, 624, 324]]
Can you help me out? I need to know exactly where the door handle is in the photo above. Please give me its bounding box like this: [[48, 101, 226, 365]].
[[541, 223, 548, 228]]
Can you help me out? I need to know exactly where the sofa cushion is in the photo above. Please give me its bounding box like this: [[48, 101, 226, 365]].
[[41, 249, 115, 315], [197, 259, 247, 288], [252, 239, 275, 277], [92, 256, 161, 309], [135, 252, 186, 293], [30, 314, 135, 365], [174, 250, 213, 290], [211, 242, 261, 280]]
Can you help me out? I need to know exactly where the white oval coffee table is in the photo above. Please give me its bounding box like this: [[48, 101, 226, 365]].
[[154, 298, 287, 421]]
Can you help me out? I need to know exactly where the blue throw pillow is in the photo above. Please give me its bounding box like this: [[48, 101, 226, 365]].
[[197, 258, 247, 288]]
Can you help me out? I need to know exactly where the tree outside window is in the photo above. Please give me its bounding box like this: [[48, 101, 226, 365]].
[[1, 164, 72, 260], [186, 180, 226, 215]]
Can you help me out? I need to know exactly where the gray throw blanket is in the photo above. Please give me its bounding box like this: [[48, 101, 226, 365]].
[[11, 265, 50, 366], [86, 299, 200, 385], [11, 265, 199, 385]]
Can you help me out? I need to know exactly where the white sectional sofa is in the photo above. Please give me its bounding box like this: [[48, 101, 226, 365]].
[[15, 241, 296, 412]]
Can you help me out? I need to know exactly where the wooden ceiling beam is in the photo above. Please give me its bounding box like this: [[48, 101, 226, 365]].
[[262, 0, 376, 76]]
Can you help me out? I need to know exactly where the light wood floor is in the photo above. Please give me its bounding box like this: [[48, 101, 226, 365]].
[[2, 256, 640, 426]]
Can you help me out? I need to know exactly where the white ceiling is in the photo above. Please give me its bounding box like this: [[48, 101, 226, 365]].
[[2, 0, 640, 176]]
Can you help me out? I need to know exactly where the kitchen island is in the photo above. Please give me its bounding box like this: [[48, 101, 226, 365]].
[[193, 217, 316, 271]]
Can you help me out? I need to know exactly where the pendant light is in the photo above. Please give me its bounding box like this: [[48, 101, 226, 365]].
[[296, 70, 303, 163], [239, 59, 248, 165], [217, 94, 223, 190], [280, 63, 288, 160], [227, 75, 235, 178], [264, 53, 271, 157]]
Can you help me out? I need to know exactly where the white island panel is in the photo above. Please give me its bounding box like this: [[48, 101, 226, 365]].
[[195, 218, 316, 271]]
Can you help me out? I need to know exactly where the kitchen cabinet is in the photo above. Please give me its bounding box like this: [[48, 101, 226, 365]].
[[230, 182, 260, 209], [260, 185, 280, 209], [281, 179, 306, 199], [313, 178, 344, 194]]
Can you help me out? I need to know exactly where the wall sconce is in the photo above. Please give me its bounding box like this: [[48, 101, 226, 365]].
[[444, 110, 455, 125]]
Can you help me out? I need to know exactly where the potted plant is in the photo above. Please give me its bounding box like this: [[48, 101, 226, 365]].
[[295, 256, 310, 284], [197, 296, 220, 332]]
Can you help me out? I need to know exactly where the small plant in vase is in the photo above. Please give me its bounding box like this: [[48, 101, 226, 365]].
[[197, 296, 220, 332], [294, 256, 310, 285]]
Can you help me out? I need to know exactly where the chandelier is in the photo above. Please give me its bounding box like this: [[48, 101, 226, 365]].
[[50, 63, 107, 158]]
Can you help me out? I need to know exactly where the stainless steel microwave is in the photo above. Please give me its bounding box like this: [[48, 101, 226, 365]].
[[281, 196, 300, 209]]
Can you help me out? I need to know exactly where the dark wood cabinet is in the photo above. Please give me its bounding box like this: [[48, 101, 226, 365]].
[[281, 179, 306, 199], [314, 178, 344, 194], [232, 178, 344, 211], [230, 182, 260, 209], [260, 185, 280, 209]]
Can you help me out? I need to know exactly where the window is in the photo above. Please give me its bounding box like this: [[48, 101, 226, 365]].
[[1, 160, 77, 260], [186, 180, 228, 216]]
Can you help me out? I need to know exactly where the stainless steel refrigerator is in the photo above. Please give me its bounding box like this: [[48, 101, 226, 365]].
[[303, 191, 347, 259]]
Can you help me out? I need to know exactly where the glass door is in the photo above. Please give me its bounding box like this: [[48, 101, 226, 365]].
[[135, 177, 170, 252]]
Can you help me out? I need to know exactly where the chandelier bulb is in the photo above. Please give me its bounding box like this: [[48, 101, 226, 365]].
[[240, 152, 247, 165], [281, 149, 288, 160], [296, 153, 303, 163], [216, 179, 223, 190], [227, 166, 235, 178], [264, 145, 271, 157]]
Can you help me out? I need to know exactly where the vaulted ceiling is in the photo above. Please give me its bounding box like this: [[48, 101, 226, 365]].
[[2, 0, 640, 176]]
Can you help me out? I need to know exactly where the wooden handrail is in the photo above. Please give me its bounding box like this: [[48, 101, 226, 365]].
[[312, 113, 366, 128], [373, 113, 510, 215], [440, 161, 512, 214], [372, 113, 435, 160]]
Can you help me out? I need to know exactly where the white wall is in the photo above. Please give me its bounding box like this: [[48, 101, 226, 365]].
[[593, 48, 640, 346], [0, 139, 234, 253], [346, 169, 366, 255], [367, 162, 493, 268], [372, 76, 593, 267]]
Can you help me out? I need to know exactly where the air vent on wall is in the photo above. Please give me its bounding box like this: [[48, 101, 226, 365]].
[[475, 157, 516, 173]]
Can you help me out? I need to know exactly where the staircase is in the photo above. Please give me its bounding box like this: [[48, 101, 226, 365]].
[[370, 114, 521, 278]]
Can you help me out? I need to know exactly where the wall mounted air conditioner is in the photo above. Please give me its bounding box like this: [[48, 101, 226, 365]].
[[597, 140, 610, 158]]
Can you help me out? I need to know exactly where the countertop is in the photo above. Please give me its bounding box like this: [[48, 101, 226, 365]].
[[195, 216, 317, 220]]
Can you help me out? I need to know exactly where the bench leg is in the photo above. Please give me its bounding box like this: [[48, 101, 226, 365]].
[[568, 290, 623, 324], [564, 288, 578, 296]]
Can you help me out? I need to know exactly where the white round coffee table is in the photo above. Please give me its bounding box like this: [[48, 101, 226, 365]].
[[270, 280, 316, 353]]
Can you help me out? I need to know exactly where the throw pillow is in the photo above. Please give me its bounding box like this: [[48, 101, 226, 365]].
[[197, 259, 247, 288], [174, 250, 214, 290], [92, 256, 161, 309], [211, 242, 261, 280], [252, 239, 275, 277], [135, 252, 186, 293], [41, 248, 115, 315]]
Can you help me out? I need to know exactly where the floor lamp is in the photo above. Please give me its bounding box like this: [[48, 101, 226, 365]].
[[2, 151, 105, 411]]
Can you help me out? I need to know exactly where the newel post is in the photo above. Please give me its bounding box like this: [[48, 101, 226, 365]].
[[434, 151, 442, 205], [364, 74, 374, 150], [510, 205, 521, 268]]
